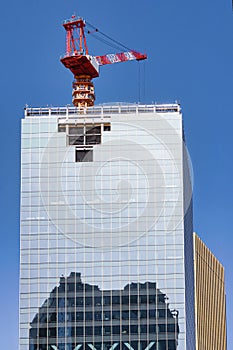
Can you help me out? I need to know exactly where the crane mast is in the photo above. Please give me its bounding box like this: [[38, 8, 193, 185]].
[[60, 15, 147, 108]]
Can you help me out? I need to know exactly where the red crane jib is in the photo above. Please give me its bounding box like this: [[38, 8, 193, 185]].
[[96, 51, 147, 66]]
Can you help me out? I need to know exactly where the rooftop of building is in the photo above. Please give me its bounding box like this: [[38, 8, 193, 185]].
[[24, 103, 181, 118]]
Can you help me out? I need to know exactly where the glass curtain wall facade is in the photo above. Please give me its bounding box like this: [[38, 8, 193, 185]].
[[19, 104, 194, 350]]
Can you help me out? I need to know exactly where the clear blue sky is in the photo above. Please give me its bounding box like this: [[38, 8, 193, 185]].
[[0, 0, 232, 348]]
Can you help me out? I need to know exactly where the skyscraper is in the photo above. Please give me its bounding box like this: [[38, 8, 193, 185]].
[[19, 103, 195, 350]]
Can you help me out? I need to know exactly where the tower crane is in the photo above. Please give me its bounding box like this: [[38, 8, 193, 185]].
[[60, 15, 147, 108]]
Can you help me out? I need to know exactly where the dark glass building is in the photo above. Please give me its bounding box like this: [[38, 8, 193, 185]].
[[29, 273, 179, 350]]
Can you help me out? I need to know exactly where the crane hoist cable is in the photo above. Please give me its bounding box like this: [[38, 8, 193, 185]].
[[85, 31, 126, 53], [85, 21, 132, 52]]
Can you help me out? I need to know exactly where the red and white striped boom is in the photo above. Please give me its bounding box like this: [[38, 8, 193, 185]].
[[95, 51, 147, 66]]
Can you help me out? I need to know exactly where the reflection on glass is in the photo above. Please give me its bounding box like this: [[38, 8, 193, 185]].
[[29, 273, 179, 350]]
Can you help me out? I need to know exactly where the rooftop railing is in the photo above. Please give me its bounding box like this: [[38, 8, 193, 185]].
[[24, 103, 181, 118]]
